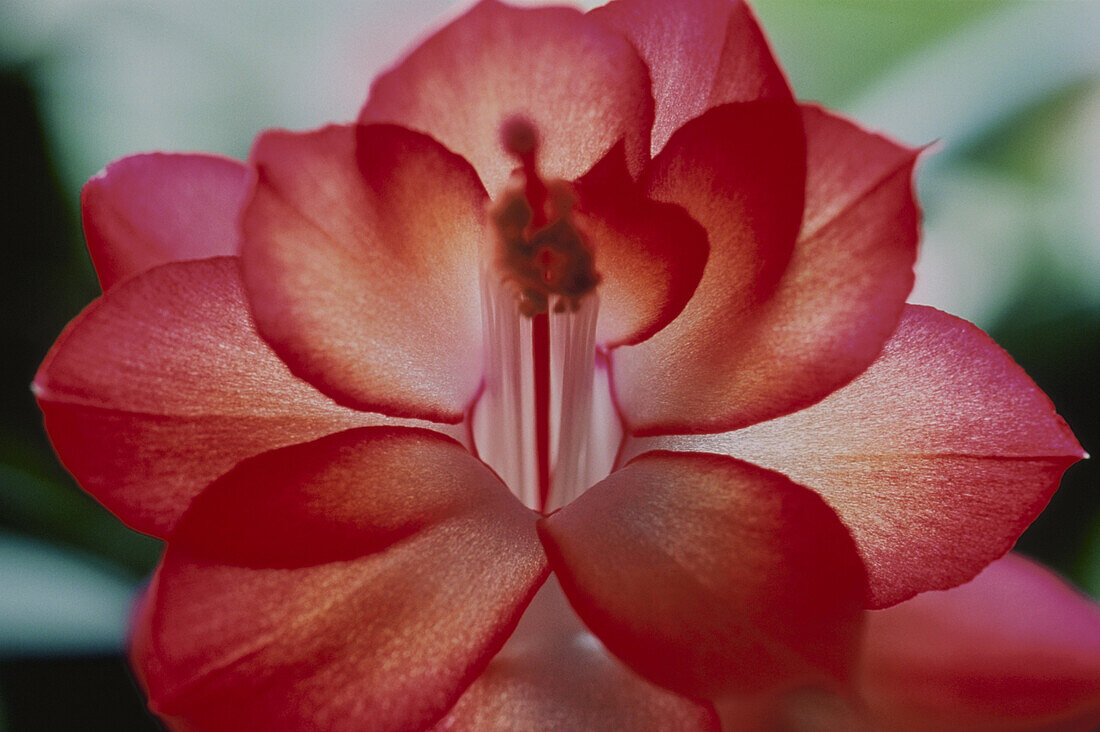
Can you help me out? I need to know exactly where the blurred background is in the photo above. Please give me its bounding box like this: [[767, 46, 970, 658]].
[[0, 0, 1097, 728]]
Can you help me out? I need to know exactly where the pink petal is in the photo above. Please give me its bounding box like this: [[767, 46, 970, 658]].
[[590, 0, 792, 155], [610, 101, 807, 435], [436, 577, 719, 730], [862, 554, 1100, 731], [360, 0, 653, 195], [627, 306, 1086, 607], [573, 144, 709, 348], [134, 427, 548, 732], [714, 685, 867, 732], [33, 257, 428, 538], [82, 153, 249, 291], [539, 451, 867, 700], [241, 123, 486, 423]]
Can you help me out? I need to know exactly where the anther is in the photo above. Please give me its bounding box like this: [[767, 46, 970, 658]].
[[501, 116, 539, 160], [491, 116, 600, 316]]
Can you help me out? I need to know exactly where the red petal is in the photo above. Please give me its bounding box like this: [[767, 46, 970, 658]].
[[135, 427, 548, 732], [33, 257, 424, 538], [626, 105, 919, 435], [82, 153, 249, 291], [241, 123, 486, 423], [862, 554, 1100, 730], [610, 101, 806, 435], [360, 0, 653, 195], [436, 577, 719, 730], [590, 0, 792, 155], [573, 144, 708, 348], [627, 306, 1086, 607], [539, 451, 867, 700]]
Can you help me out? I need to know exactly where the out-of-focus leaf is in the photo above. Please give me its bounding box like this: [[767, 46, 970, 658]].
[[1048, 85, 1100, 295], [0, 532, 138, 656], [909, 169, 1037, 328], [909, 81, 1100, 327], [0, 464, 160, 574], [836, 0, 1100, 327], [753, 0, 1002, 107], [1083, 517, 1100, 600], [1, 0, 464, 191], [847, 1, 1100, 164]]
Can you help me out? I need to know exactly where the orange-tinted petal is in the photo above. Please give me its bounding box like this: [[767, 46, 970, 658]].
[[82, 152, 249, 291], [628, 306, 1086, 607], [590, 0, 792, 155], [135, 427, 547, 732], [539, 451, 867, 700], [436, 577, 719, 731], [573, 144, 708, 348], [241, 123, 486, 423], [862, 554, 1100, 731], [611, 101, 806, 435], [360, 0, 653, 195], [32, 257, 407, 538]]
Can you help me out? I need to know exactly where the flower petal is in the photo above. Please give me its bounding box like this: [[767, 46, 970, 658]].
[[861, 554, 1100, 730], [590, 0, 792, 155], [625, 105, 919, 435], [360, 0, 653, 195], [134, 427, 548, 732], [82, 152, 249, 291], [627, 306, 1086, 607], [573, 143, 709, 348], [715, 685, 867, 732], [610, 100, 806, 435], [539, 451, 867, 700], [32, 257, 421, 538], [241, 123, 486, 423], [436, 576, 719, 731]]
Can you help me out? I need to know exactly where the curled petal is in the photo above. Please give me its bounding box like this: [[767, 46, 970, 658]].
[[611, 101, 806, 435], [539, 451, 867, 699], [135, 427, 548, 732], [862, 554, 1100, 730], [436, 577, 718, 731], [360, 0, 653, 195], [33, 257, 401, 538], [630, 105, 919, 434], [627, 306, 1086, 607], [573, 144, 708, 348], [82, 152, 249, 291], [241, 123, 486, 422], [590, 0, 792, 155]]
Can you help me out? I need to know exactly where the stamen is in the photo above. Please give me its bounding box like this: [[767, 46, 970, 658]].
[[474, 117, 618, 513], [474, 277, 617, 513]]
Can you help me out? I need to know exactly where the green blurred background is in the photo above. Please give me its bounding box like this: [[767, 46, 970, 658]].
[[0, 0, 1097, 728]]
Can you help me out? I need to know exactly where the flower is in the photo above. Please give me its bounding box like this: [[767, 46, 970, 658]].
[[32, 0, 1097, 729]]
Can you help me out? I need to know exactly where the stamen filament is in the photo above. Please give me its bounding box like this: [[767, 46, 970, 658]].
[[474, 277, 610, 513], [533, 311, 551, 511]]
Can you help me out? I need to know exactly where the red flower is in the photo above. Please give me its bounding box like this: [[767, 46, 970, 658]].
[[34, 0, 1096, 729]]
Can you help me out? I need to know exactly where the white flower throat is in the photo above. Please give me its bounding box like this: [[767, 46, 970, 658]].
[[472, 118, 621, 513]]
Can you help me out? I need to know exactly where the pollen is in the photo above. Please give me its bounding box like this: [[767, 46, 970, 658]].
[[492, 116, 600, 316]]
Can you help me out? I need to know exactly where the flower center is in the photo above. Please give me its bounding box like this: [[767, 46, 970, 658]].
[[472, 117, 618, 514], [491, 117, 601, 316]]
